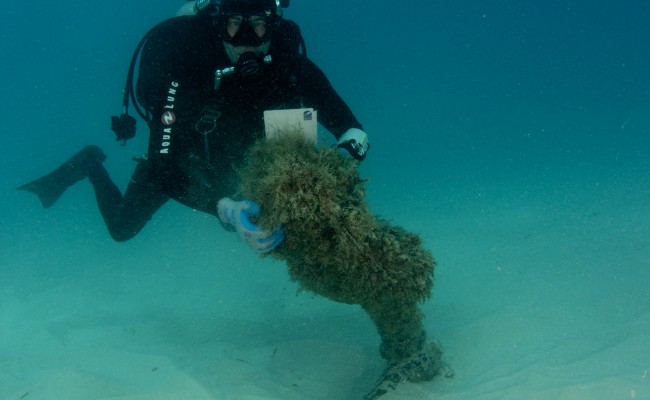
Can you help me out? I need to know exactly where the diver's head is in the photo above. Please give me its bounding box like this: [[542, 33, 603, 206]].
[[217, 0, 279, 47]]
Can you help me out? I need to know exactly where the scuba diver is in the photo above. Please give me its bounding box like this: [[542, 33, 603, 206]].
[[17, 0, 369, 252], [18, 2, 450, 398]]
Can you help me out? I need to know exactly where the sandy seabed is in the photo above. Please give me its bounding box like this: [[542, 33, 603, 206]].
[[1, 163, 649, 400]]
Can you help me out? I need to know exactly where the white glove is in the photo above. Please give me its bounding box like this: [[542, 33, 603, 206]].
[[217, 197, 284, 254], [336, 128, 369, 161]]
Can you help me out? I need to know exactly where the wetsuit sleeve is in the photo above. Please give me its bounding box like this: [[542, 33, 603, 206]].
[[298, 58, 364, 139]]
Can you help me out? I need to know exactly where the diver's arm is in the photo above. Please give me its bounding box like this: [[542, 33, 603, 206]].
[[299, 58, 369, 160], [299, 58, 364, 139]]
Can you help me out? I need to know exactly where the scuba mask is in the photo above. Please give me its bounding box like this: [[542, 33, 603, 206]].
[[224, 13, 272, 47], [216, 0, 282, 47]]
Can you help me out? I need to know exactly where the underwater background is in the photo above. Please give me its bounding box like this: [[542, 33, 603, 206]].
[[2, 1, 649, 399]]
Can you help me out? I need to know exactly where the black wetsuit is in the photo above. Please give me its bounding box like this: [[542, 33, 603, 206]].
[[91, 16, 363, 241]]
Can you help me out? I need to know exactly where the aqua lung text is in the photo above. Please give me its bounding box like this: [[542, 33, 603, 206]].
[[159, 81, 180, 154]]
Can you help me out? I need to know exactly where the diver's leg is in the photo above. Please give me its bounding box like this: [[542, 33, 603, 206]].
[[17, 145, 107, 208], [88, 159, 168, 242], [18, 147, 168, 242]]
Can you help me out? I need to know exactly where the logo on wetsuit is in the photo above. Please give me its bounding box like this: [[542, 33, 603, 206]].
[[161, 111, 176, 125], [159, 81, 179, 154]]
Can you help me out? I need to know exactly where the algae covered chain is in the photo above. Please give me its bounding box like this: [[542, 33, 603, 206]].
[[239, 134, 451, 397]]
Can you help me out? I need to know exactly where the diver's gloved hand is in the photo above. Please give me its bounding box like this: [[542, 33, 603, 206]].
[[217, 197, 284, 254], [336, 128, 370, 161]]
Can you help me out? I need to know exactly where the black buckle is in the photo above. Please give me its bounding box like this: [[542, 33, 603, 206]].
[[110, 113, 136, 146]]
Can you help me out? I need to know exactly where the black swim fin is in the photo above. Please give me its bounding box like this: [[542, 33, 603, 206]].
[[17, 145, 107, 208]]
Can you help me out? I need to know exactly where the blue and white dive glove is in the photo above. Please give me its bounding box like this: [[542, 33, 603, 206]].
[[336, 128, 370, 161], [217, 197, 284, 254]]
